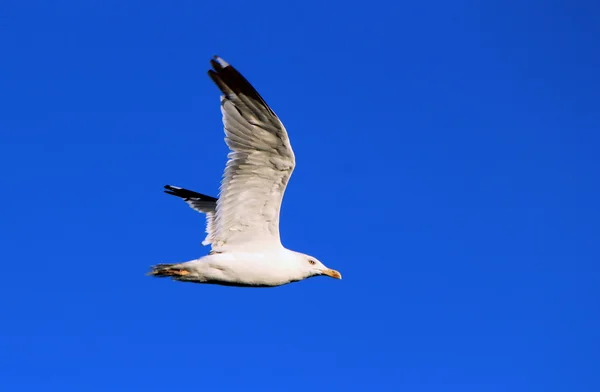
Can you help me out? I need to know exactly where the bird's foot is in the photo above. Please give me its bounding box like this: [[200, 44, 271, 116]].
[[147, 263, 191, 278]]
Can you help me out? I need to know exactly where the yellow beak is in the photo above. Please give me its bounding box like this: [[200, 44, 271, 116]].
[[322, 268, 342, 279]]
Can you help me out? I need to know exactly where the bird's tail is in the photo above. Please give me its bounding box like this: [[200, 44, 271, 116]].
[[147, 263, 191, 279]]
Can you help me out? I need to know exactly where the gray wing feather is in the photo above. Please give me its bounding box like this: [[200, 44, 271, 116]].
[[164, 185, 217, 246], [207, 56, 295, 251]]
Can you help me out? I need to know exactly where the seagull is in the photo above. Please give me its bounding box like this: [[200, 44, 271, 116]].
[[148, 56, 342, 287]]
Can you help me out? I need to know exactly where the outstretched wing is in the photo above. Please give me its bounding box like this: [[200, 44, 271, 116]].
[[208, 56, 295, 252], [164, 185, 218, 246]]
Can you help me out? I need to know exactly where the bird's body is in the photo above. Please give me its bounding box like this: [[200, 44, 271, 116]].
[[149, 56, 341, 287], [153, 249, 321, 287]]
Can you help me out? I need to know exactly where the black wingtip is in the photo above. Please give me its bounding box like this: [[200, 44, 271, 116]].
[[211, 55, 229, 69], [163, 185, 218, 202], [207, 56, 275, 116]]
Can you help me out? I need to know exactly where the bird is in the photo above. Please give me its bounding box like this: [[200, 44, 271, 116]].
[[148, 56, 342, 287]]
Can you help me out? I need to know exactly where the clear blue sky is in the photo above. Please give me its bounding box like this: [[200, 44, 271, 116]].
[[1, 1, 598, 391]]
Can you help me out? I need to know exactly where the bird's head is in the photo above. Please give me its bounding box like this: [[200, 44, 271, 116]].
[[295, 253, 342, 280]]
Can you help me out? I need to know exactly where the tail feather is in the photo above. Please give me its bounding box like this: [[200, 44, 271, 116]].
[[147, 263, 190, 278]]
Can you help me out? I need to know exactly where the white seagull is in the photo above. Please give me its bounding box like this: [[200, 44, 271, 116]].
[[149, 56, 342, 287]]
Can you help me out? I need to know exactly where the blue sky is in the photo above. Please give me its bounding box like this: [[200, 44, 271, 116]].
[[1, 1, 598, 391]]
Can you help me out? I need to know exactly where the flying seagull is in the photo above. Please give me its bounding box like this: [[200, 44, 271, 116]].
[[148, 56, 342, 287]]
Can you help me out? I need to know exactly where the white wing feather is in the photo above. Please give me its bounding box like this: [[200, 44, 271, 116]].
[[208, 57, 295, 252], [163, 185, 217, 246]]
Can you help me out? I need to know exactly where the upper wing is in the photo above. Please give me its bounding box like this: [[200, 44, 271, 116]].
[[207, 56, 295, 252], [164, 185, 218, 246]]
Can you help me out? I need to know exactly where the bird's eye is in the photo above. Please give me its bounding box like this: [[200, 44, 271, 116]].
[[308, 259, 316, 265]]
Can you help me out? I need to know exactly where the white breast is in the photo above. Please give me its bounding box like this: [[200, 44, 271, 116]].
[[192, 249, 304, 286]]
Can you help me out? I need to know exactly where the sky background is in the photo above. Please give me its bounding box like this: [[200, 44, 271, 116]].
[[1, 1, 599, 391]]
